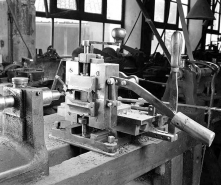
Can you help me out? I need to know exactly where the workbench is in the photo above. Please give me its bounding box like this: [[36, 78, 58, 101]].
[[25, 114, 202, 185]]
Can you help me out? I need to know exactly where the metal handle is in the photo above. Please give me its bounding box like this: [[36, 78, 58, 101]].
[[171, 31, 183, 70], [171, 112, 215, 146], [112, 76, 215, 146]]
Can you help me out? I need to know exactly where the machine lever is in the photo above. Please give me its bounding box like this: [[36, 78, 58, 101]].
[[111, 76, 215, 146]]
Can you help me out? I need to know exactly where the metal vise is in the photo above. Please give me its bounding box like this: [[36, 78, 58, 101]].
[[0, 77, 60, 184], [51, 40, 215, 155]]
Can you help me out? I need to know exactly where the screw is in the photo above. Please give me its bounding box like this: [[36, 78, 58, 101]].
[[69, 68, 73, 73]]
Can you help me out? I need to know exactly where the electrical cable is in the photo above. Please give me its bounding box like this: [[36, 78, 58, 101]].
[[175, 72, 178, 112]]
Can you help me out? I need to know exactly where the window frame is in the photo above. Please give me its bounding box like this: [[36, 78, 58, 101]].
[[35, 0, 125, 49], [205, 0, 221, 48], [151, 0, 190, 54]]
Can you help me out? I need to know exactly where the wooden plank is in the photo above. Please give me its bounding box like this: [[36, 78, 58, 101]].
[[27, 131, 198, 185]]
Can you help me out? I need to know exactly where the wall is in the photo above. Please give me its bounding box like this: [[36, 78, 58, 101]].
[[124, 0, 142, 49], [0, 0, 9, 63]]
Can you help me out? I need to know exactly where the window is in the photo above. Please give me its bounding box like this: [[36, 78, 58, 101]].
[[152, 0, 189, 55], [206, 0, 221, 48], [36, 17, 52, 53], [35, 0, 125, 56]]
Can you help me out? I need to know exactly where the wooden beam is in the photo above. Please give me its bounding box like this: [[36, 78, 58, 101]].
[[29, 129, 198, 185]]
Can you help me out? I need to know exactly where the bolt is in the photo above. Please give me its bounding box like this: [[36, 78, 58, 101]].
[[96, 71, 100, 76], [36, 91, 41, 96], [121, 81, 127, 86], [107, 102, 113, 107], [108, 136, 115, 144], [107, 78, 114, 85]]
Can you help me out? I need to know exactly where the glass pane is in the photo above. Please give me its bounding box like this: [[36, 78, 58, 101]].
[[107, 0, 122, 20], [165, 29, 175, 54], [35, 0, 50, 12], [81, 21, 103, 50], [214, 13, 219, 30], [151, 29, 164, 54], [179, 5, 188, 28], [211, 34, 218, 42], [36, 17, 52, 53], [168, 2, 177, 24], [57, 0, 77, 10], [85, 0, 102, 14], [104, 24, 121, 50], [206, 34, 211, 48], [215, 1, 220, 13], [181, 0, 188, 5], [154, 0, 165, 22], [54, 19, 79, 56]]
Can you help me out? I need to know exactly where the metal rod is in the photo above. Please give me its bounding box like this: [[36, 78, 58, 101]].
[[118, 97, 221, 112], [135, 0, 171, 63]]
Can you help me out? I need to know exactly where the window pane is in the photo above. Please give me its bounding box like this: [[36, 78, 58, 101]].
[[214, 13, 219, 30], [179, 5, 188, 28], [57, 0, 77, 10], [154, 0, 165, 23], [151, 29, 164, 54], [36, 17, 52, 53], [215, 1, 220, 13], [104, 24, 121, 50], [35, 0, 50, 12], [165, 30, 174, 53], [107, 0, 122, 20], [54, 19, 79, 56], [81, 21, 103, 50], [85, 0, 102, 14], [206, 34, 211, 48], [168, 2, 177, 24], [181, 0, 188, 5]]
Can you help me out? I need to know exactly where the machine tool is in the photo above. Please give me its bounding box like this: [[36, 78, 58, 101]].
[[0, 77, 60, 184], [50, 32, 215, 155]]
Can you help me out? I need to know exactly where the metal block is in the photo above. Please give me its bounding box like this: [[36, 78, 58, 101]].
[[79, 53, 96, 63], [0, 87, 49, 184], [66, 60, 79, 85], [68, 75, 96, 92]]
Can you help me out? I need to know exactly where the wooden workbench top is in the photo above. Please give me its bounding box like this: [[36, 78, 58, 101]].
[[26, 113, 199, 185]]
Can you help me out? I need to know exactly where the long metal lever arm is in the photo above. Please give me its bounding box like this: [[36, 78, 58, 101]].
[[112, 77, 215, 146]]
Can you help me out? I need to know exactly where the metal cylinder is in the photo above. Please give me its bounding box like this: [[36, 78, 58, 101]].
[[12, 77, 29, 88], [0, 96, 15, 111], [171, 31, 183, 71], [43, 89, 61, 106]]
